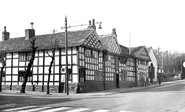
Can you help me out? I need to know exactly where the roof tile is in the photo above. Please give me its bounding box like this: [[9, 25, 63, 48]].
[[0, 29, 93, 52]]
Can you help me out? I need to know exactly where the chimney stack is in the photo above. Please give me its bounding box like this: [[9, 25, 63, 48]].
[[112, 28, 117, 37], [25, 22, 35, 40], [2, 26, 10, 41], [88, 19, 96, 31]]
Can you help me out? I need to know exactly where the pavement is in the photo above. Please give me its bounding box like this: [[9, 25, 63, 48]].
[[0, 79, 184, 98]]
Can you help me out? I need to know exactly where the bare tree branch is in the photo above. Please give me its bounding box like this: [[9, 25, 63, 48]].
[[46, 50, 52, 58], [46, 39, 59, 94], [20, 38, 38, 93]]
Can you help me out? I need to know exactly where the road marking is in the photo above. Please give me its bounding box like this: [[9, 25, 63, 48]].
[[120, 110, 135, 112], [65, 108, 90, 112], [19, 106, 50, 112], [40, 107, 71, 112], [92, 109, 110, 112], [3, 106, 36, 111], [3, 106, 135, 112]]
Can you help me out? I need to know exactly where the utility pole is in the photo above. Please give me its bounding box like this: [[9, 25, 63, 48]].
[[129, 33, 131, 55], [65, 16, 69, 95], [162, 51, 163, 73], [181, 53, 182, 73], [61, 17, 102, 95]]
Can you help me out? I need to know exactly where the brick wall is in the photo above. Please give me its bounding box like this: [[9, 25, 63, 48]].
[[2, 81, 135, 93], [105, 81, 116, 90], [78, 81, 104, 93], [119, 81, 134, 88], [2, 83, 79, 93]]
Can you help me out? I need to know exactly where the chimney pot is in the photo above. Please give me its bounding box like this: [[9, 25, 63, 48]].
[[89, 20, 91, 25], [25, 22, 35, 40], [30, 22, 34, 29], [87, 19, 96, 31], [92, 19, 95, 25], [4, 26, 6, 32], [112, 28, 117, 37], [2, 26, 10, 41]]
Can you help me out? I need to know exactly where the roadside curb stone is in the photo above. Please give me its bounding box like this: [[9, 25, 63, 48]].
[[0, 80, 184, 98]]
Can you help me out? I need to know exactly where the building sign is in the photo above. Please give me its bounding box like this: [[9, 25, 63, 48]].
[[183, 62, 185, 68]]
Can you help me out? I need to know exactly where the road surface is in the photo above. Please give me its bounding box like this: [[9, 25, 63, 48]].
[[0, 80, 185, 112]]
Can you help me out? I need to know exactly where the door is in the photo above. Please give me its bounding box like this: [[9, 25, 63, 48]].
[[150, 63, 154, 84], [116, 73, 119, 88], [79, 68, 86, 82]]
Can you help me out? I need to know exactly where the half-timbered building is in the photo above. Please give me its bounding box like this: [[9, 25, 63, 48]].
[[98, 29, 132, 90], [0, 21, 152, 93], [0, 22, 106, 93], [119, 45, 135, 87], [130, 46, 150, 86]]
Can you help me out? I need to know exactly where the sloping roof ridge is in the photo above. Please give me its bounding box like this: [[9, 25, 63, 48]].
[[0, 36, 25, 41], [146, 46, 152, 52], [147, 47, 158, 61], [131, 45, 145, 48], [99, 34, 112, 37], [120, 44, 128, 48], [35, 28, 92, 36]]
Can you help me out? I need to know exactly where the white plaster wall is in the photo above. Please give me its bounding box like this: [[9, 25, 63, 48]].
[[148, 49, 158, 81]]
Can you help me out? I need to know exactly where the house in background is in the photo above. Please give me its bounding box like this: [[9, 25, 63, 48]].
[[130, 46, 151, 86], [147, 47, 158, 84], [119, 44, 133, 87]]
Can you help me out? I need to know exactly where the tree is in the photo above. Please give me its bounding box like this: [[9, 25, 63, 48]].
[[154, 47, 183, 79], [46, 39, 59, 95], [0, 53, 6, 92], [20, 38, 38, 93]]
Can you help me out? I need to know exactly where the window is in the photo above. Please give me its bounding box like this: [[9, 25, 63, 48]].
[[92, 51, 98, 58], [85, 49, 91, 57], [19, 53, 31, 61], [0, 71, 5, 77], [18, 70, 33, 81]]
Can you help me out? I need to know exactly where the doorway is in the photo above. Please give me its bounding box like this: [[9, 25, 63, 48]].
[[116, 73, 119, 88]]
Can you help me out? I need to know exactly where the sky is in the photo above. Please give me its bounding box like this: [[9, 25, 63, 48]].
[[0, 0, 185, 52]]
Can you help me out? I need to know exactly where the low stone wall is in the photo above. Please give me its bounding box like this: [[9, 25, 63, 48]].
[[120, 81, 135, 88], [79, 81, 104, 93], [2, 83, 78, 93], [2, 81, 136, 93], [79, 80, 133, 93], [105, 81, 116, 90]]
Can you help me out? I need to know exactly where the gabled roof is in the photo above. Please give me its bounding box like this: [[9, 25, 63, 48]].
[[146, 47, 152, 53], [99, 34, 122, 55], [81, 31, 103, 50], [130, 46, 150, 61], [119, 44, 129, 55], [147, 47, 158, 64], [0, 29, 93, 52], [99, 34, 112, 50], [130, 46, 145, 55], [147, 47, 158, 58]]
